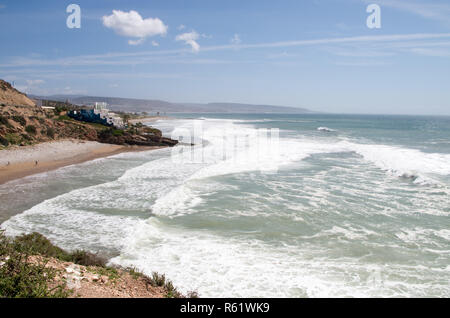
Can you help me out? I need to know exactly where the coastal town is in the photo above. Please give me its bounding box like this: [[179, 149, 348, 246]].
[[68, 102, 126, 129]]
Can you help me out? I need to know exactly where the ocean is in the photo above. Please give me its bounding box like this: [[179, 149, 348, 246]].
[[1, 113, 449, 297]]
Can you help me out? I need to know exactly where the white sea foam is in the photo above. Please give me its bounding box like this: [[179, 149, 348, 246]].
[[338, 141, 450, 186], [150, 119, 349, 217], [395, 228, 450, 245], [1, 196, 142, 254], [110, 219, 449, 297], [2, 116, 449, 298], [317, 127, 336, 132]]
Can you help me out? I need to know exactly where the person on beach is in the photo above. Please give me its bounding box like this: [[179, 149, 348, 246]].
[[35, 160, 38, 166]]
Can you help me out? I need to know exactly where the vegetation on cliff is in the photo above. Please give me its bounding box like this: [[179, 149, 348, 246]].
[[0, 80, 178, 149], [0, 104, 100, 148], [0, 231, 195, 298]]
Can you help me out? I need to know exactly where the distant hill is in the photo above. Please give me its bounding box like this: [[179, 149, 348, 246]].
[[29, 95, 314, 114], [0, 80, 35, 107]]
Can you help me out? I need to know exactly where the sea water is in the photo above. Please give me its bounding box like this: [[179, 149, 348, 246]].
[[1, 114, 449, 297]]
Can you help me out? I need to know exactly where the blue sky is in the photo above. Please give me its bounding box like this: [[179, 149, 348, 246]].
[[1, 0, 450, 115]]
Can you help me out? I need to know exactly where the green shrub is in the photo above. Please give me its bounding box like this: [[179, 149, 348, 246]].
[[11, 116, 26, 126], [0, 255, 68, 298], [0, 136, 8, 147], [12, 233, 106, 267], [88, 266, 119, 282], [150, 272, 166, 287], [4, 133, 22, 145], [112, 129, 124, 136], [12, 232, 71, 261], [127, 267, 145, 280], [0, 232, 69, 298], [25, 125, 37, 135], [21, 133, 32, 141], [143, 272, 183, 298], [0, 116, 10, 127], [143, 127, 162, 136], [125, 267, 189, 297], [1, 232, 189, 298], [186, 291, 199, 298], [57, 115, 71, 121], [69, 250, 106, 267], [46, 128, 55, 139], [54, 105, 69, 115]]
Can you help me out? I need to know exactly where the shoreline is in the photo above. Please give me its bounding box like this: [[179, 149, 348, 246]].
[[0, 139, 165, 185], [128, 116, 171, 124]]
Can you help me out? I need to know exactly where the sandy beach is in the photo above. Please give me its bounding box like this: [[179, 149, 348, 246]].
[[0, 140, 163, 185]]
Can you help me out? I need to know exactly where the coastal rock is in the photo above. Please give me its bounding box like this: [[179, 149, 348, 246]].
[[64, 264, 83, 290]]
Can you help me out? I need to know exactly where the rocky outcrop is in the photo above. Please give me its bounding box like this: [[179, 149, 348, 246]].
[[0, 105, 100, 147], [0, 80, 178, 149], [97, 129, 178, 147]]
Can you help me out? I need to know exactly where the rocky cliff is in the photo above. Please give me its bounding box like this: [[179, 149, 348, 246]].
[[0, 80, 35, 107], [0, 80, 178, 148]]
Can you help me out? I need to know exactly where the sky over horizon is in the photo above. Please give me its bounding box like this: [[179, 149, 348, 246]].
[[1, 0, 450, 115]]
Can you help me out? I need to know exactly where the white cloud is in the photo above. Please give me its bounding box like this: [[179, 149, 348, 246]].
[[152, 41, 160, 47], [175, 31, 200, 52], [4, 33, 450, 68], [177, 24, 186, 30], [128, 38, 145, 46], [410, 47, 450, 57], [103, 10, 168, 45], [230, 34, 242, 45], [26, 79, 45, 86]]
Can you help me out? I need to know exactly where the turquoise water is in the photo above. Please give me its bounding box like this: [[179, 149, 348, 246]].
[[1, 114, 449, 297]]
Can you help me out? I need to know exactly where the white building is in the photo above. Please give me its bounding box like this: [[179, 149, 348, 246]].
[[94, 102, 108, 111], [104, 113, 125, 129], [92, 102, 125, 129]]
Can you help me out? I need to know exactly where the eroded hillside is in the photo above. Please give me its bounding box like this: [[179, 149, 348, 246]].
[[0, 80, 177, 148], [0, 80, 35, 107]]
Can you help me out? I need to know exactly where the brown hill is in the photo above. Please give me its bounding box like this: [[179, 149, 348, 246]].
[[0, 80, 35, 107], [0, 80, 177, 149]]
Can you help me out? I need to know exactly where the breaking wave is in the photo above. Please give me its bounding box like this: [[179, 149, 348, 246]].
[[2, 116, 449, 297]]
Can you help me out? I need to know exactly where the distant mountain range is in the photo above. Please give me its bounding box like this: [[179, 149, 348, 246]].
[[29, 94, 314, 114]]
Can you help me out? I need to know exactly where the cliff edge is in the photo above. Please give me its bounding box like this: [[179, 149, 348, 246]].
[[0, 80, 35, 107]]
